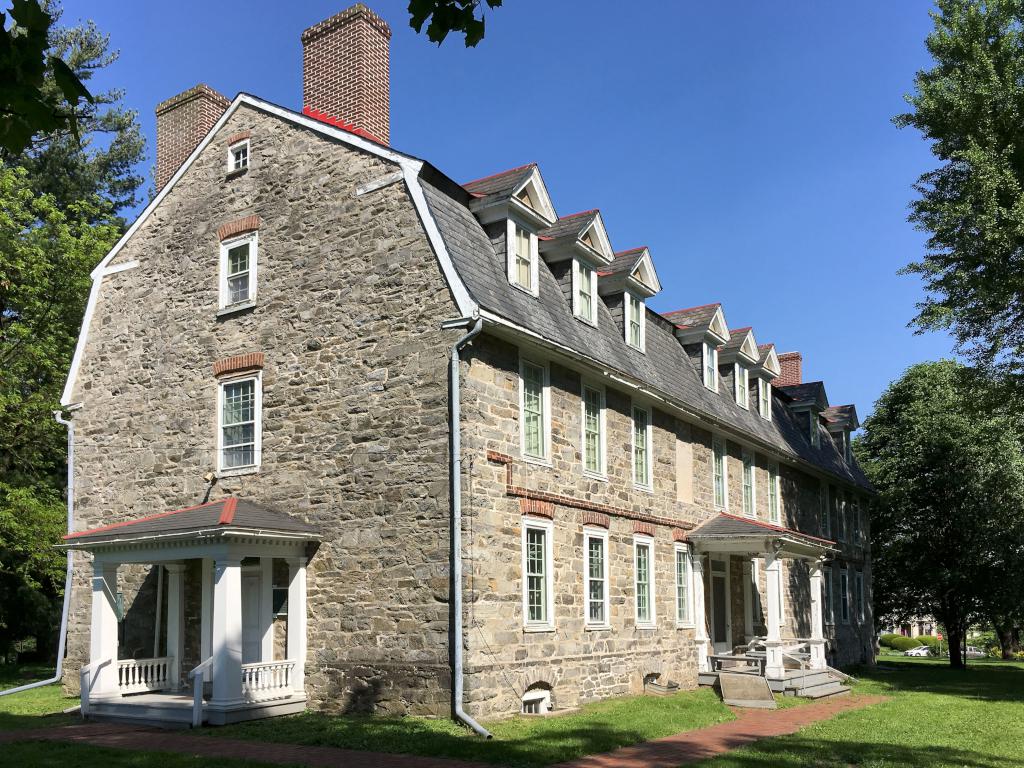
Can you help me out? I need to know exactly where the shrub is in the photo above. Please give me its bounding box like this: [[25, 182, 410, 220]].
[[916, 635, 940, 650], [879, 633, 904, 649], [889, 636, 925, 651]]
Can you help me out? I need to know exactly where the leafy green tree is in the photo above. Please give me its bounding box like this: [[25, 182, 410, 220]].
[[408, 0, 503, 46], [897, 0, 1024, 377], [0, 0, 93, 155], [856, 361, 1024, 668]]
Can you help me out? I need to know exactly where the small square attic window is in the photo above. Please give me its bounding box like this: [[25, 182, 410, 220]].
[[229, 140, 249, 172]]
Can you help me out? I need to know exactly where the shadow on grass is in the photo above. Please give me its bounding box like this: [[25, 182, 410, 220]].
[[852, 658, 1024, 704], [0, 666, 78, 732]]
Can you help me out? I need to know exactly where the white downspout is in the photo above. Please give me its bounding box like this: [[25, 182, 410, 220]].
[[445, 316, 491, 738], [0, 409, 77, 697]]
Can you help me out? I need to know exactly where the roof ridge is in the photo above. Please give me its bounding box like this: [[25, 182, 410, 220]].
[[716, 511, 836, 546], [462, 162, 536, 188], [63, 497, 230, 540], [559, 209, 599, 220], [663, 302, 721, 316], [614, 246, 648, 256]]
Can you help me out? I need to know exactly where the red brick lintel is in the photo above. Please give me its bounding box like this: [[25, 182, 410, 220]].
[[217, 215, 261, 242], [213, 352, 264, 377], [227, 130, 251, 146]]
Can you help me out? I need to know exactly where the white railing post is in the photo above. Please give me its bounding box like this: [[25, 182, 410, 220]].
[[188, 657, 212, 728], [240, 660, 296, 701]]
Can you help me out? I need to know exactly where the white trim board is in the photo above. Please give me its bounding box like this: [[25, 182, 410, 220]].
[[60, 93, 478, 406]]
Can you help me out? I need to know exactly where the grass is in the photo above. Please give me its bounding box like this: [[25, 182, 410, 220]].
[[211, 687, 735, 767], [697, 657, 1024, 768], [0, 664, 78, 731], [0, 741, 296, 768]]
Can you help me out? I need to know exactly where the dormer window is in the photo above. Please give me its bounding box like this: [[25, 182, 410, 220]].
[[810, 415, 820, 447], [758, 378, 772, 421], [573, 260, 597, 325], [843, 431, 853, 463], [507, 221, 538, 296], [626, 293, 645, 351], [703, 342, 718, 391], [735, 364, 749, 409]]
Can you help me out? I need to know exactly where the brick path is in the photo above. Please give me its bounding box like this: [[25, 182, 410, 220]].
[[1, 694, 886, 768]]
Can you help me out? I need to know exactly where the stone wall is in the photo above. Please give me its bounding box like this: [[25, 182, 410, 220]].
[[63, 101, 463, 716]]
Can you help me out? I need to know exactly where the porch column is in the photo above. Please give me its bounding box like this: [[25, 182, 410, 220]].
[[211, 558, 244, 705], [165, 563, 185, 689], [89, 562, 119, 696], [260, 557, 274, 662], [808, 559, 827, 670], [691, 552, 710, 673], [200, 557, 213, 662], [764, 550, 785, 678], [287, 557, 307, 694]]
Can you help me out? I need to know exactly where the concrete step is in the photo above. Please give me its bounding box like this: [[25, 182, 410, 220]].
[[784, 671, 833, 690], [795, 681, 851, 699]]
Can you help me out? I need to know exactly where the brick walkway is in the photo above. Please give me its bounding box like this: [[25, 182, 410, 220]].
[[1, 694, 886, 768]]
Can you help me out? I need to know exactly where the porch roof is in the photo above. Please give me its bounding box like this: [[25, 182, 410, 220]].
[[61, 497, 319, 548], [686, 512, 835, 558]]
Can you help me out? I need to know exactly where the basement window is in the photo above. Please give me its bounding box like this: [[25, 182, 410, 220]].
[[521, 688, 551, 715], [228, 139, 249, 172]]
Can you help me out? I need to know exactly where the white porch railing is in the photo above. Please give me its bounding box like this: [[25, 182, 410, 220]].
[[188, 657, 212, 728], [117, 657, 173, 694], [241, 659, 296, 701]]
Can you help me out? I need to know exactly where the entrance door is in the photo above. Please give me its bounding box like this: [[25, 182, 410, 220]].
[[709, 558, 731, 653], [241, 570, 262, 664]]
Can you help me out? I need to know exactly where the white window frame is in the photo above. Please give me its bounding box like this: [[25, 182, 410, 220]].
[[625, 291, 646, 352], [810, 413, 820, 447], [506, 219, 539, 296], [768, 461, 781, 523], [840, 568, 850, 624], [758, 377, 772, 420], [519, 357, 551, 464], [216, 371, 262, 476], [824, 565, 835, 625], [633, 535, 656, 628], [712, 437, 728, 509], [572, 259, 597, 326], [632, 404, 653, 490], [580, 382, 606, 479], [852, 497, 861, 543], [855, 570, 865, 623], [674, 544, 694, 628], [521, 688, 551, 714], [742, 449, 756, 518], [735, 363, 749, 409], [702, 342, 718, 391], [837, 494, 847, 542], [820, 483, 832, 538], [227, 138, 250, 172], [522, 517, 555, 631], [218, 231, 259, 310], [584, 526, 610, 629]]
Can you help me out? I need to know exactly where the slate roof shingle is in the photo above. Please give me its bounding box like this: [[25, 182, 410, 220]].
[[688, 512, 835, 549], [462, 163, 536, 203], [664, 303, 721, 332]]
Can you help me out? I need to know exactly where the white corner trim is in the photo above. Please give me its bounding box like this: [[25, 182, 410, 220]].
[[61, 92, 478, 406], [355, 171, 404, 197], [101, 260, 139, 276]]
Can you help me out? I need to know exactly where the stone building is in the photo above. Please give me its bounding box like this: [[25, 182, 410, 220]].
[[57, 4, 873, 728]]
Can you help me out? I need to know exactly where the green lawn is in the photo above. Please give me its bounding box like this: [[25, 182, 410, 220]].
[[698, 657, 1024, 768], [211, 687, 735, 767], [0, 741, 295, 768], [0, 664, 78, 731]]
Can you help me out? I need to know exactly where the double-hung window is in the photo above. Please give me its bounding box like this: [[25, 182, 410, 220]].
[[582, 384, 605, 476], [838, 494, 847, 542], [219, 232, 258, 309], [634, 536, 655, 627], [852, 498, 861, 543], [768, 462, 781, 523], [703, 342, 718, 391], [810, 414, 820, 447], [758, 377, 771, 420], [573, 260, 597, 324], [522, 518, 554, 629], [824, 566, 835, 625], [713, 438, 727, 508], [626, 293, 645, 351], [520, 359, 549, 461], [585, 527, 610, 628], [855, 571, 864, 623], [840, 568, 850, 624], [507, 221, 538, 295], [674, 544, 694, 626], [228, 139, 249, 171], [632, 405, 652, 489], [820, 483, 831, 538], [735, 364, 749, 409], [742, 450, 756, 517], [217, 373, 262, 473]]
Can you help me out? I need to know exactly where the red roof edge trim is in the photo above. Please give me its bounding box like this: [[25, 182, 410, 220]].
[[63, 498, 227, 540], [301, 107, 387, 146], [461, 162, 537, 188], [218, 497, 238, 525], [613, 246, 648, 256], [717, 512, 836, 546]]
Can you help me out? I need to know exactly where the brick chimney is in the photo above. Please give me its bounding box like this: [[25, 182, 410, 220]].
[[775, 351, 802, 387], [301, 4, 391, 144], [155, 84, 230, 191]]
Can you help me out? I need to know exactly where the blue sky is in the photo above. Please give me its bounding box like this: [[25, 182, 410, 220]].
[[63, 0, 953, 419]]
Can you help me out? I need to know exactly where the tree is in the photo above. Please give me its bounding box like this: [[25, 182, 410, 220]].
[[856, 361, 1024, 668], [408, 0, 503, 46], [0, 0, 93, 155]]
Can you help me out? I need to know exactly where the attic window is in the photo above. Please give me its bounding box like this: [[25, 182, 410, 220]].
[[758, 378, 771, 421], [703, 342, 718, 391], [735, 364, 749, 409], [581, 230, 595, 249], [626, 293, 645, 351], [573, 260, 597, 325], [517, 186, 536, 210], [228, 139, 249, 172], [810, 415, 820, 448], [507, 221, 539, 296]]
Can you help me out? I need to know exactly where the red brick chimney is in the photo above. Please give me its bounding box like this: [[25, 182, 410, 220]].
[[301, 4, 391, 145], [155, 84, 230, 191], [775, 351, 802, 387]]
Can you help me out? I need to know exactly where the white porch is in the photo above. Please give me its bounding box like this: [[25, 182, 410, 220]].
[[63, 497, 319, 727]]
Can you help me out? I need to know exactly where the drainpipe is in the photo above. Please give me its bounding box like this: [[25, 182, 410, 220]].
[[0, 408, 78, 697], [443, 315, 491, 739]]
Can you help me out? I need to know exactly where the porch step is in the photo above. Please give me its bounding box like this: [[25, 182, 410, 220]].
[[782, 671, 834, 690], [86, 698, 196, 729], [792, 680, 851, 699]]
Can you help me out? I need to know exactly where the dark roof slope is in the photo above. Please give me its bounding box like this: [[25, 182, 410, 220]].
[[688, 512, 834, 549], [601, 248, 645, 276], [720, 327, 752, 355], [664, 303, 720, 331], [63, 497, 319, 546], [462, 163, 536, 203], [538, 210, 597, 241], [418, 176, 871, 492]]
